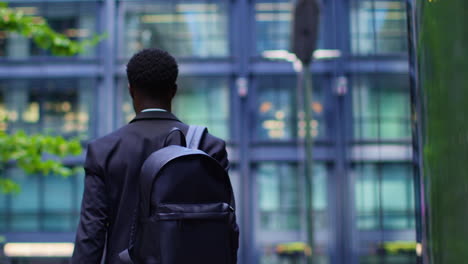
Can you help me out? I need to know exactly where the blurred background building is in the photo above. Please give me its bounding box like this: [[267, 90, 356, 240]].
[[0, 0, 414, 263]]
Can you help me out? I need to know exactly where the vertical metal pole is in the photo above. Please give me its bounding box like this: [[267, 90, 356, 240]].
[[303, 66, 315, 264], [233, 0, 251, 263], [99, 0, 116, 137], [296, 62, 315, 264], [406, 0, 428, 263]]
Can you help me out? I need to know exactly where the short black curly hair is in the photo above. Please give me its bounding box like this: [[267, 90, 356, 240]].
[[126, 48, 178, 99]]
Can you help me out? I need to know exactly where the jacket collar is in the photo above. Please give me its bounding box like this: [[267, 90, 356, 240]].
[[129, 111, 181, 123]]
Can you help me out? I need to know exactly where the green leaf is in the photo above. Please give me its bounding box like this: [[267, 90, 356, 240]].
[[0, 5, 105, 56], [0, 178, 20, 194]]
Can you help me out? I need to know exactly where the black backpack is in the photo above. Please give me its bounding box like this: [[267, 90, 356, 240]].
[[119, 125, 239, 264]]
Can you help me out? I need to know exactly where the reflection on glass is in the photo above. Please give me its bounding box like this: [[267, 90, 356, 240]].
[[353, 75, 411, 140], [256, 76, 325, 141], [121, 77, 229, 139], [43, 174, 74, 231], [9, 169, 40, 231], [0, 3, 97, 58], [3, 168, 82, 232], [258, 163, 300, 231], [0, 79, 95, 139], [354, 163, 415, 230], [255, 162, 329, 264], [255, 0, 292, 54], [351, 0, 408, 54], [123, 1, 228, 58], [255, 0, 325, 55]]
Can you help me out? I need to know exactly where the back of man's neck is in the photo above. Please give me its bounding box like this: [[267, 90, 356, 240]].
[[136, 103, 171, 113]]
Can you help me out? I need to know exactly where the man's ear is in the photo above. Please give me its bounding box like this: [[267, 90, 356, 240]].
[[128, 84, 135, 99]]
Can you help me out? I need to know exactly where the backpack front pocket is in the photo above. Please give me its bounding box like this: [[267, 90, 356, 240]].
[[156, 203, 234, 264]]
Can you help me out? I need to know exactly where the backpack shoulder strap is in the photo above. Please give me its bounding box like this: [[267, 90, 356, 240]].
[[186, 125, 207, 150]]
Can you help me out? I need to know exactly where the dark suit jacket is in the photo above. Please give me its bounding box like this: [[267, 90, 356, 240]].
[[72, 111, 229, 264]]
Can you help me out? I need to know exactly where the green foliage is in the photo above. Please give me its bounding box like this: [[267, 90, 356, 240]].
[[0, 2, 99, 194], [417, 0, 468, 262], [0, 2, 105, 56], [0, 131, 82, 194]]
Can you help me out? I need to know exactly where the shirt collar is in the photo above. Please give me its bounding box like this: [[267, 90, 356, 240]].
[[141, 108, 168, 113], [130, 110, 181, 124]]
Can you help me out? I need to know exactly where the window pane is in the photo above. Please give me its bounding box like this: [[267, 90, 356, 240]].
[[174, 78, 229, 139], [381, 164, 414, 229], [122, 1, 229, 58], [354, 163, 414, 230], [0, 79, 95, 139], [121, 77, 230, 139], [43, 174, 74, 231], [353, 75, 411, 140], [76, 171, 85, 211], [0, 3, 98, 58], [351, 0, 408, 54], [255, 0, 326, 55], [0, 188, 6, 232], [354, 164, 380, 229], [9, 169, 40, 231], [255, 163, 328, 231], [44, 177, 73, 211], [255, 162, 329, 263], [43, 213, 73, 232], [256, 75, 326, 141]]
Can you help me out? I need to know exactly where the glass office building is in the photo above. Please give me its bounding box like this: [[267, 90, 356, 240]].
[[0, 0, 414, 263]]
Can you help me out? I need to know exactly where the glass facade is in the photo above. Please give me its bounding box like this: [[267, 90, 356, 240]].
[[121, 1, 229, 58], [255, 163, 329, 263], [354, 163, 414, 230], [0, 2, 98, 59], [1, 169, 83, 232], [352, 75, 411, 140], [0, 79, 95, 139], [120, 77, 230, 139], [254, 0, 326, 55], [0, 0, 415, 264], [255, 75, 326, 141], [351, 0, 408, 54]]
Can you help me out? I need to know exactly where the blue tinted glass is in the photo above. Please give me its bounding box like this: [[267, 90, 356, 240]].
[[0, 3, 98, 58], [10, 214, 40, 232], [0, 79, 95, 139], [76, 171, 85, 210], [382, 164, 414, 229], [255, 162, 329, 263], [0, 188, 5, 210], [255, 0, 326, 55], [9, 169, 40, 231], [0, 214, 6, 232], [43, 174, 75, 231], [354, 164, 380, 229], [121, 77, 230, 139], [257, 163, 300, 230], [256, 163, 328, 231], [256, 75, 326, 141], [0, 191, 6, 232], [354, 163, 414, 230], [43, 213, 72, 231], [353, 75, 411, 140], [43, 176, 73, 211], [174, 78, 230, 139], [122, 1, 229, 58], [351, 0, 408, 54]]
